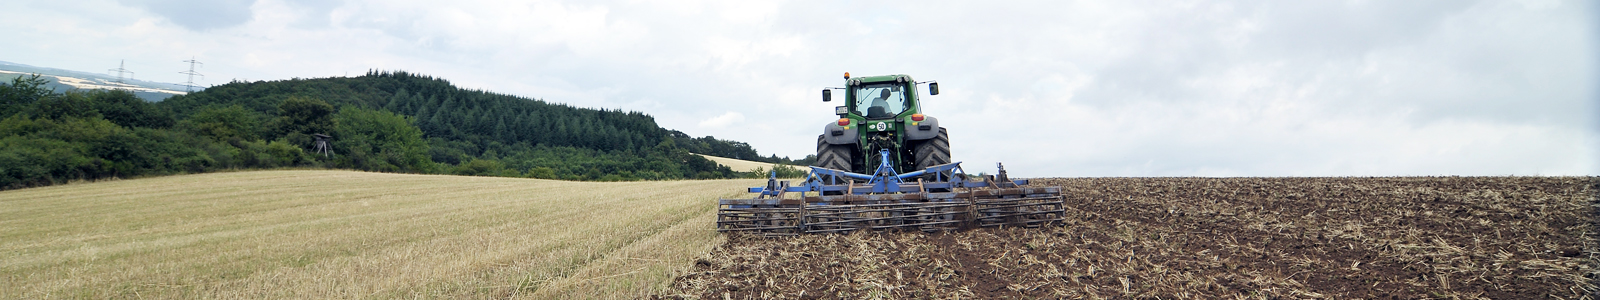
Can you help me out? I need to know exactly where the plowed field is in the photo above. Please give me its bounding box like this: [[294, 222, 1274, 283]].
[[661, 177, 1598, 299]]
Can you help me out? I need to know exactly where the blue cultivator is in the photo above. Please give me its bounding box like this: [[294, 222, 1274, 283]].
[[717, 150, 1065, 235]]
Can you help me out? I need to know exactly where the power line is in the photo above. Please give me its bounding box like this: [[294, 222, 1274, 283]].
[[179, 56, 204, 92], [107, 59, 134, 84]]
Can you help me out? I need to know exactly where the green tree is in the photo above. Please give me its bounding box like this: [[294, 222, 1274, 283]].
[[0, 136, 89, 189], [179, 105, 264, 141], [275, 96, 335, 136], [272, 96, 336, 150], [0, 115, 145, 186], [0, 74, 52, 117], [86, 89, 174, 129], [29, 92, 100, 120], [332, 107, 432, 173]]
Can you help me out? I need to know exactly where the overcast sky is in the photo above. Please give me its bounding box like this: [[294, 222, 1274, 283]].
[[3, 0, 1595, 177]]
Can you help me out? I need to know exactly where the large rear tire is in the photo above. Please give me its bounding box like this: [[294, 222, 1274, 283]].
[[912, 128, 951, 189], [814, 135, 854, 186], [912, 127, 951, 171]]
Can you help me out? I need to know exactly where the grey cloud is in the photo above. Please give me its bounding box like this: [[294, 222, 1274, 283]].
[[1247, 1, 1473, 57], [18, 0, 1585, 176], [825, 0, 1591, 176], [120, 0, 257, 31], [467, 0, 1594, 176]]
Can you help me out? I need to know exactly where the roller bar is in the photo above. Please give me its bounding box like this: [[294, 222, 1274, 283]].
[[716, 149, 1064, 234]]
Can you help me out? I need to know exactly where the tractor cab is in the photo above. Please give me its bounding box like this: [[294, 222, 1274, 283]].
[[854, 83, 907, 119], [817, 72, 946, 175], [822, 73, 937, 121]]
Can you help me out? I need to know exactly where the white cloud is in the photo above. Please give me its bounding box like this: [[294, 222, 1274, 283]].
[[118, 0, 257, 31], [1, 0, 1593, 176], [698, 111, 745, 128]]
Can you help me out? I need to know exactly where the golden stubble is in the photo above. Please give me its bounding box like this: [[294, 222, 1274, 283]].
[[0, 170, 760, 299]]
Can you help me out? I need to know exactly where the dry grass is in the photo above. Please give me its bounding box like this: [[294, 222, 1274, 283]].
[[693, 154, 795, 173], [664, 177, 1599, 299], [0, 170, 760, 299]]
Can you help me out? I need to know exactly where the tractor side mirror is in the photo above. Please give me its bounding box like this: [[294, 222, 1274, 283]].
[[928, 82, 939, 95], [822, 89, 831, 102]]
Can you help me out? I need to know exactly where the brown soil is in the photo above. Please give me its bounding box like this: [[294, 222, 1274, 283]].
[[658, 177, 1598, 299]]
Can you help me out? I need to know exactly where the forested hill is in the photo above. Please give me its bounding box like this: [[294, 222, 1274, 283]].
[[173, 71, 797, 163], [0, 71, 808, 189]]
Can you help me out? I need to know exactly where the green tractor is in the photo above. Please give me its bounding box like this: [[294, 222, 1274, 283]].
[[711, 73, 1065, 234], [815, 73, 950, 177]]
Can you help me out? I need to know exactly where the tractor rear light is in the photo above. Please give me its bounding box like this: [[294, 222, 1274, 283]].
[[911, 114, 924, 121], [837, 118, 850, 126]]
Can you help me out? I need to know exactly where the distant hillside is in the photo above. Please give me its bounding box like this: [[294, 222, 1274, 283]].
[[164, 71, 806, 164], [0, 60, 188, 101], [0, 70, 804, 189]]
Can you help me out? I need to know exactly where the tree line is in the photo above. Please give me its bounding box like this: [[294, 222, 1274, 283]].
[[0, 71, 809, 190]]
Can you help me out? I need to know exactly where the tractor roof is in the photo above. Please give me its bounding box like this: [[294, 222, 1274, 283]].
[[848, 74, 914, 86]]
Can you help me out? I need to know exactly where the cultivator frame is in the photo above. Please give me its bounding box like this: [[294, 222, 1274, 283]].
[[717, 150, 1064, 235]]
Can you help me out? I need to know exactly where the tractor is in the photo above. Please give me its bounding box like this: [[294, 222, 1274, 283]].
[[715, 73, 1063, 235], [814, 73, 950, 182]]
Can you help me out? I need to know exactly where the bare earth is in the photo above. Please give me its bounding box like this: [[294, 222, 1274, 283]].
[[661, 177, 1599, 299]]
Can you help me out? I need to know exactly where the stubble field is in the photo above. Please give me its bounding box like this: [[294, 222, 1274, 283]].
[[0, 170, 760, 299], [662, 177, 1599, 299]]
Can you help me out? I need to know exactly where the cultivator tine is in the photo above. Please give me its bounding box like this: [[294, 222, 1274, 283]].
[[801, 201, 967, 233], [716, 205, 803, 235], [973, 194, 1064, 228]]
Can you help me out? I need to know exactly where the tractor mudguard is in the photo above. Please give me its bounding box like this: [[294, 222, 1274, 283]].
[[903, 115, 941, 140], [821, 121, 859, 145]]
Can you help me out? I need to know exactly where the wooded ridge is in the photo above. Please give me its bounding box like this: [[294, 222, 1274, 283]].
[[0, 71, 809, 189]]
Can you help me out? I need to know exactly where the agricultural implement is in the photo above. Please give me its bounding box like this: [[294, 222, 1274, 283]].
[[716, 73, 1063, 235], [717, 150, 1063, 235]]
